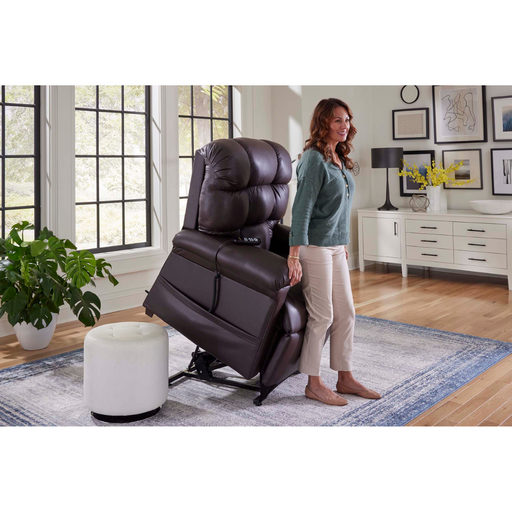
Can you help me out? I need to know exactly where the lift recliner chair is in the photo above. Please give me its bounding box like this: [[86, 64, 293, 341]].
[[143, 138, 307, 405]]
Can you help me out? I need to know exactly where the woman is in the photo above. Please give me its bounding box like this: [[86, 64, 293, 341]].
[[288, 98, 381, 406]]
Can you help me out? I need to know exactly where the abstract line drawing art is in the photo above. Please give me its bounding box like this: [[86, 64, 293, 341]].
[[442, 92, 476, 132], [433, 86, 487, 144]]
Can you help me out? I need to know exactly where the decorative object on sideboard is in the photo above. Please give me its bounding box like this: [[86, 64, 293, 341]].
[[470, 200, 512, 215], [392, 108, 429, 140], [0, 221, 119, 351], [409, 194, 430, 212], [351, 161, 360, 176], [491, 148, 512, 195], [491, 96, 512, 142], [432, 85, 487, 145], [400, 86, 420, 104], [371, 147, 403, 211], [442, 149, 482, 190], [398, 158, 475, 211], [399, 150, 435, 197]]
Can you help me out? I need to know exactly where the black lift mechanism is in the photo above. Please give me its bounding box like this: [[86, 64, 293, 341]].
[[168, 346, 281, 406]]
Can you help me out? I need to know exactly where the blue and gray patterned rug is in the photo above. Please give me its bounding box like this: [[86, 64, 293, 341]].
[[1, 315, 512, 426]]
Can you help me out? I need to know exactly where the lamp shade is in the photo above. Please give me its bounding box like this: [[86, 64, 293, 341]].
[[371, 147, 403, 169]]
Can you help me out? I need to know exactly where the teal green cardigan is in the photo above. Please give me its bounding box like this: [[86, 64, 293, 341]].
[[289, 148, 355, 247]]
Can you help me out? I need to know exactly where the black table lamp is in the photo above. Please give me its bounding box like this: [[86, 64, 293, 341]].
[[371, 147, 403, 211]]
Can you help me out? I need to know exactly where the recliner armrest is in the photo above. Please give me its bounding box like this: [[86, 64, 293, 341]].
[[172, 229, 290, 298]]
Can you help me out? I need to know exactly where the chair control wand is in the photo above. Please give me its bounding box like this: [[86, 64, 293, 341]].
[[209, 238, 261, 313]]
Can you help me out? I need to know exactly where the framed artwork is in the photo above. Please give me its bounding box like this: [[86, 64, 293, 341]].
[[399, 150, 435, 196], [442, 149, 483, 189], [392, 108, 429, 140], [432, 85, 487, 144], [491, 96, 512, 142], [491, 148, 512, 195]]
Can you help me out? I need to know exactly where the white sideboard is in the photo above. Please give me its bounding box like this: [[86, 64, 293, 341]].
[[357, 208, 512, 290]]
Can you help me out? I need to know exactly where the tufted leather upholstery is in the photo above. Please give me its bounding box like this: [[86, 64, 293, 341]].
[[185, 138, 291, 249], [144, 138, 307, 404]]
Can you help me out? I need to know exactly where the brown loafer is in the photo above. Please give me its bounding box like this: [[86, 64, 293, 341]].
[[336, 382, 382, 400], [305, 386, 348, 406]]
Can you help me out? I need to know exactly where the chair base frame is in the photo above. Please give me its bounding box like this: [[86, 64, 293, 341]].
[[168, 347, 285, 406]]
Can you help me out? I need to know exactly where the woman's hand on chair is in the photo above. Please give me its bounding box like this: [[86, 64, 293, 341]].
[[287, 257, 302, 286]]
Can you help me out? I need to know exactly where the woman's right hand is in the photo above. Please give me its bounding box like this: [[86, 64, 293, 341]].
[[288, 257, 303, 287]]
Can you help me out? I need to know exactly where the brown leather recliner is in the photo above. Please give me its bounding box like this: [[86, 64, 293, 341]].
[[143, 138, 307, 405]]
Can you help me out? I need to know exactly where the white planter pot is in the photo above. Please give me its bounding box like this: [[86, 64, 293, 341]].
[[13, 313, 58, 351], [426, 185, 447, 212]]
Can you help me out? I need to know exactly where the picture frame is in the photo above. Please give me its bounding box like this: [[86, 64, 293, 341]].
[[491, 96, 512, 142], [392, 108, 429, 140], [491, 148, 512, 195], [442, 149, 483, 189], [399, 150, 435, 197], [432, 86, 487, 144]]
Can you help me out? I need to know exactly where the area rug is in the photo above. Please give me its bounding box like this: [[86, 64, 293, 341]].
[[1, 315, 512, 427]]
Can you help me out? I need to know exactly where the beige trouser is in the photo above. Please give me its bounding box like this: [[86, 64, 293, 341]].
[[298, 245, 355, 376]]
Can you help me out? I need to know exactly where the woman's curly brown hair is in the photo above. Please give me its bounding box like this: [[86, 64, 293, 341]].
[[304, 98, 357, 170]]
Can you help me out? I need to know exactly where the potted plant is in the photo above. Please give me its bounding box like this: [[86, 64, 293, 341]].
[[0, 221, 119, 351], [397, 159, 475, 211]]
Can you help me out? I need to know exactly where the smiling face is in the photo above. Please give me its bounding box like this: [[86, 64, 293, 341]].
[[327, 106, 350, 145]]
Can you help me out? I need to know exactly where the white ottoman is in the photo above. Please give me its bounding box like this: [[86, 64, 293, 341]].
[[84, 322, 169, 423]]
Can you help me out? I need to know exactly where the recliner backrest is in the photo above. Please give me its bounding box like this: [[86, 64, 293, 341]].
[[182, 138, 292, 250]]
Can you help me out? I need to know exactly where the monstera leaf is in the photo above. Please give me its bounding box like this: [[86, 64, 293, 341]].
[[67, 287, 101, 327], [65, 251, 96, 288], [29, 304, 53, 329]]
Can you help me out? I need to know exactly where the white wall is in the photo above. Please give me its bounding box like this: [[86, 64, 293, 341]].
[[270, 85, 374, 269], [371, 85, 512, 209], [270, 85, 512, 270]]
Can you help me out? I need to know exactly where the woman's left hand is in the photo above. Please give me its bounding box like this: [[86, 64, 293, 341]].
[[345, 247, 349, 260]]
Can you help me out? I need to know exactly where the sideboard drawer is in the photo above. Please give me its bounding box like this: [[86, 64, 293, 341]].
[[407, 246, 454, 263], [454, 236, 507, 254], [453, 222, 506, 239], [454, 250, 507, 269], [406, 219, 452, 236], [406, 233, 453, 249]]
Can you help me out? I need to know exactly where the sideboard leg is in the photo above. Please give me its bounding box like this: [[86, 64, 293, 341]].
[[401, 263, 408, 278], [359, 256, 365, 272], [508, 275, 512, 291]]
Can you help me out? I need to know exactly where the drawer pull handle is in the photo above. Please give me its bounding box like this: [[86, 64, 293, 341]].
[[394, 221, 398, 236], [467, 229, 485, 232], [421, 226, 437, 229], [469, 257, 486, 262], [468, 243, 486, 247], [421, 253, 438, 257], [421, 239, 437, 243]]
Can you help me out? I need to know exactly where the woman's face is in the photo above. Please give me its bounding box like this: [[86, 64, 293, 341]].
[[327, 106, 350, 144]]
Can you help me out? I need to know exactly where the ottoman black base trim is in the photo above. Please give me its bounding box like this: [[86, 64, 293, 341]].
[[91, 407, 161, 424]]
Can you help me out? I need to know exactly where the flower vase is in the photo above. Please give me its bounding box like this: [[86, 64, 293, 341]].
[[426, 185, 447, 212]]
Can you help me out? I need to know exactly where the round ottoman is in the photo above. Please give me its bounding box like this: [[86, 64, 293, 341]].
[[84, 322, 169, 423]]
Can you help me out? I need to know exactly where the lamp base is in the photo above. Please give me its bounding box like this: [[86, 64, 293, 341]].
[[378, 201, 399, 211]]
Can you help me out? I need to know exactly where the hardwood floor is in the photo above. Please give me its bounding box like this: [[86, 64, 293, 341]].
[[2, 262, 512, 426]]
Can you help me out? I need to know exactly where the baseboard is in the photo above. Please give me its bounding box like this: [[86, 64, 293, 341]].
[[369, 261, 508, 281]]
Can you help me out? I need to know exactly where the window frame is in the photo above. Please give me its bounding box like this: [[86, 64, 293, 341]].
[[0, 85, 41, 238], [74, 85, 151, 254], [178, 86, 233, 209]]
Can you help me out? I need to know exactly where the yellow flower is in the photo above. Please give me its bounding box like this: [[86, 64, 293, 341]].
[[397, 159, 475, 188]]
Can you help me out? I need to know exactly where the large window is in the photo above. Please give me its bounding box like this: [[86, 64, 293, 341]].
[[1, 86, 40, 239], [75, 86, 150, 252], [178, 86, 232, 226]]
